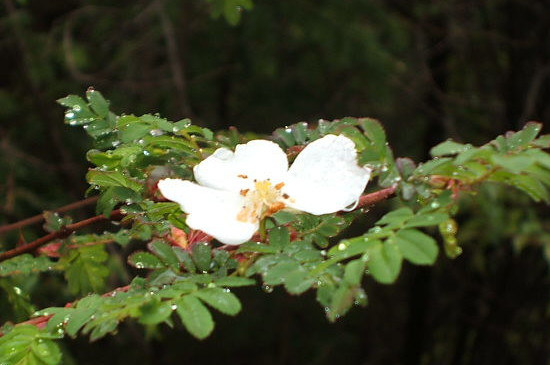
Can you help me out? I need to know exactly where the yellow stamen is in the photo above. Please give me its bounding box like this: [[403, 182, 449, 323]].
[[236, 180, 288, 223]]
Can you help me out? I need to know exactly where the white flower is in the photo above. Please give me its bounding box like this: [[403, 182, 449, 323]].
[[158, 134, 371, 245]]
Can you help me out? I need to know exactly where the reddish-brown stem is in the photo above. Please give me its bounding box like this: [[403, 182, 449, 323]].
[[0, 209, 124, 262], [355, 185, 397, 210], [0, 196, 99, 235]]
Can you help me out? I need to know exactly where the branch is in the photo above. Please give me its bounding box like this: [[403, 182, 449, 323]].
[[355, 185, 397, 209], [155, 0, 194, 118], [0, 196, 99, 235], [0, 209, 123, 262]]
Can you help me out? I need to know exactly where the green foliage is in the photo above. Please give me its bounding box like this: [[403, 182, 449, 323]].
[[2, 92, 550, 363], [415, 122, 550, 203], [60, 244, 109, 295], [0, 255, 56, 277], [0, 325, 63, 365], [205, 0, 254, 25]]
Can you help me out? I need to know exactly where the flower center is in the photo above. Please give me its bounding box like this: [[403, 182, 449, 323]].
[[236, 180, 286, 223]]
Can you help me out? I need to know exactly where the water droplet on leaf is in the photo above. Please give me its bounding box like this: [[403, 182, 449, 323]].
[[262, 285, 273, 293]]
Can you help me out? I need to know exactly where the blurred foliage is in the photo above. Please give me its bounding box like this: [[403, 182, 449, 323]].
[[1, 0, 550, 364]]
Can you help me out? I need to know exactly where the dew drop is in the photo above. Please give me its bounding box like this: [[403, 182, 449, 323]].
[[65, 112, 75, 119], [150, 129, 163, 136], [430, 201, 440, 209], [262, 285, 273, 293], [171, 304, 178, 310], [337, 243, 347, 251], [135, 262, 144, 269]]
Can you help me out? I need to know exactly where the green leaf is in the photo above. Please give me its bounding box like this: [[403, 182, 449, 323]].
[[394, 229, 438, 265], [86, 89, 109, 117], [376, 207, 414, 227], [268, 226, 290, 250], [119, 121, 151, 143], [89, 318, 118, 342], [533, 134, 550, 148], [96, 186, 141, 216], [61, 245, 109, 295], [404, 212, 449, 228], [144, 135, 195, 152], [65, 308, 96, 337], [148, 240, 180, 270], [262, 260, 296, 285], [506, 121, 542, 149], [367, 243, 402, 284], [128, 252, 164, 269], [327, 285, 355, 322], [194, 287, 241, 316], [274, 127, 296, 146], [291, 122, 308, 144], [272, 211, 296, 224], [139, 300, 173, 325], [213, 277, 255, 287], [414, 158, 453, 175], [57, 94, 87, 109], [283, 267, 315, 294], [86, 150, 122, 169], [508, 174, 549, 202], [344, 259, 366, 286], [192, 243, 212, 272], [0, 278, 35, 320], [491, 154, 535, 174], [176, 295, 214, 339], [328, 237, 380, 259], [430, 140, 472, 157], [359, 117, 386, 148], [0, 255, 55, 277], [0, 325, 62, 365], [42, 211, 71, 232], [86, 170, 143, 192], [58, 94, 96, 126]]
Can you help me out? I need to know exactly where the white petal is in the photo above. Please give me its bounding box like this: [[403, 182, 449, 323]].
[[193, 140, 289, 192], [158, 178, 258, 245], [283, 134, 371, 214]]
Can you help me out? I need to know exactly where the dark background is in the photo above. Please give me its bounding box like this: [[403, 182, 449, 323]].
[[1, 0, 550, 364]]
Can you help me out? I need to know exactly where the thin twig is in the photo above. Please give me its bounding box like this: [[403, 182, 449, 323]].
[[155, 0, 193, 118], [0, 209, 123, 262], [0, 196, 99, 235], [355, 185, 397, 210]]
